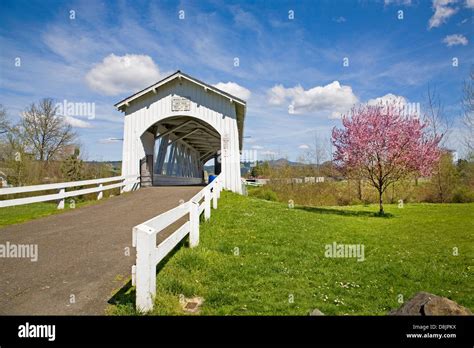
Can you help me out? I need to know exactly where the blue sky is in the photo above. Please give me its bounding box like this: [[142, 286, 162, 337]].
[[0, 0, 473, 161]]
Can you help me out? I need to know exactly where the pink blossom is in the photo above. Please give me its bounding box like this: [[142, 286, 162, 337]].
[[332, 102, 441, 213]]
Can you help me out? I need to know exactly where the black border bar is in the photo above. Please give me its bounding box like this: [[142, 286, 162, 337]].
[[0, 315, 472, 346]]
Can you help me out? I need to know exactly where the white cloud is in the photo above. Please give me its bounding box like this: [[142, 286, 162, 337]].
[[332, 16, 346, 23], [267, 85, 289, 105], [99, 138, 122, 144], [299, 144, 310, 149], [232, 7, 263, 34], [267, 81, 359, 118], [428, 0, 458, 29], [443, 34, 469, 46], [251, 145, 264, 149], [63, 116, 93, 128], [466, 0, 474, 8], [85, 54, 161, 96], [367, 93, 408, 106], [213, 82, 251, 100]]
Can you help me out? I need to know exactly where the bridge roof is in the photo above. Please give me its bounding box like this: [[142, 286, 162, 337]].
[[115, 70, 246, 109]]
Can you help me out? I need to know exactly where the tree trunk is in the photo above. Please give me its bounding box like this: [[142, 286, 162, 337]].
[[357, 179, 362, 201], [378, 189, 384, 214]]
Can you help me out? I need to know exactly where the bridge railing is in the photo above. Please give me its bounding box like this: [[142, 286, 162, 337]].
[[0, 175, 140, 208], [132, 175, 222, 312]]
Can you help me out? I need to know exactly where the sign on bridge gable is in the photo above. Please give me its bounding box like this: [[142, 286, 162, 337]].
[[171, 97, 191, 112]]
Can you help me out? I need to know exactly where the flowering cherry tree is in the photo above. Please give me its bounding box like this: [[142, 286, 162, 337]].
[[332, 102, 441, 214]]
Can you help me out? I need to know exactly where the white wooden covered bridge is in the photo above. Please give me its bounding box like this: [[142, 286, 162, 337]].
[[115, 71, 246, 194]]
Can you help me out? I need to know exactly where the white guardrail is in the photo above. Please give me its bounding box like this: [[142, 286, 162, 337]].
[[132, 175, 222, 312], [0, 175, 140, 208]]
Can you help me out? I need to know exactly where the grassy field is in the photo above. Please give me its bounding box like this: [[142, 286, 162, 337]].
[[109, 191, 473, 315], [0, 199, 105, 228]]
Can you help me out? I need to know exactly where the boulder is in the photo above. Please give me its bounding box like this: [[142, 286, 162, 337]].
[[389, 292, 472, 316], [309, 308, 325, 316]]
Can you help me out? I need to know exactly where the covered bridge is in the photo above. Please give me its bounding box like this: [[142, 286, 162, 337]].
[[115, 71, 246, 193]]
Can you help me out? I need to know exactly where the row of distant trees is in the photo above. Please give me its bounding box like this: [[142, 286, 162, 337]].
[[0, 98, 113, 187]]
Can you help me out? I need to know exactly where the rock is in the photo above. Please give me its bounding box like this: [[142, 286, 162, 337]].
[[309, 308, 325, 316], [389, 292, 472, 316]]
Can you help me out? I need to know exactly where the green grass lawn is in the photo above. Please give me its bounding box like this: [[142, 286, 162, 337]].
[[110, 191, 473, 315], [0, 199, 104, 228]]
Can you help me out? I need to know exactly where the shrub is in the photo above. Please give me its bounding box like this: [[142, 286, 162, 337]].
[[248, 188, 278, 202], [452, 186, 474, 203]]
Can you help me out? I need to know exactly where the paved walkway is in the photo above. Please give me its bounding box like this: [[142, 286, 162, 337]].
[[0, 186, 202, 315]]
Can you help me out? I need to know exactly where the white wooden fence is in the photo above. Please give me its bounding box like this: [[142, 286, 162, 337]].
[[132, 175, 222, 312], [244, 181, 263, 187], [0, 175, 140, 208]]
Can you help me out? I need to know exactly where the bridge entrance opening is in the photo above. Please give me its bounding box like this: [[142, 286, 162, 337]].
[[140, 116, 221, 186]]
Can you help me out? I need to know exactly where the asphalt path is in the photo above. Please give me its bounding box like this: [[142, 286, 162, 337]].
[[0, 186, 202, 315]]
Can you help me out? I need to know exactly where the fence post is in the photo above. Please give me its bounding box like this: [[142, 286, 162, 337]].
[[212, 184, 218, 210], [204, 189, 211, 221], [57, 188, 65, 209], [189, 201, 200, 247], [217, 179, 221, 198], [135, 224, 156, 313], [97, 183, 103, 200]]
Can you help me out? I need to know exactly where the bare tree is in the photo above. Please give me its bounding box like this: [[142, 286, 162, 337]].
[[19, 98, 76, 162], [425, 87, 455, 201], [425, 85, 452, 144], [462, 67, 474, 155], [0, 104, 9, 135], [307, 132, 330, 175]]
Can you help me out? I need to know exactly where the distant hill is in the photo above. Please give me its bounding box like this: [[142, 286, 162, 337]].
[[84, 160, 121, 164], [266, 158, 302, 167], [241, 158, 304, 168], [84, 160, 121, 167]]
